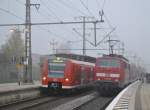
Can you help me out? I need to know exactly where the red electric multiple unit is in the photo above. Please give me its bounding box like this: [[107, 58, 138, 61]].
[[94, 54, 133, 94], [41, 53, 95, 92]]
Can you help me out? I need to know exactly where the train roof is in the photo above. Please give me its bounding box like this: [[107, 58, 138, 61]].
[[98, 54, 129, 62], [54, 53, 96, 63], [48, 53, 96, 63]]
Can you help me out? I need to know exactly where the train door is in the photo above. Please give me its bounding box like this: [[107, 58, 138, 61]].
[[81, 65, 86, 85], [73, 63, 80, 85], [123, 61, 130, 86], [89, 67, 93, 82]]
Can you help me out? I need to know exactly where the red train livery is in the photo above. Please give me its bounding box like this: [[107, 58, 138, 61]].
[[94, 54, 139, 94], [41, 54, 95, 92]]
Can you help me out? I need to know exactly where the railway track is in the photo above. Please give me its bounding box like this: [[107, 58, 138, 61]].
[[27, 91, 96, 110], [0, 95, 58, 110], [0, 89, 115, 110], [0, 90, 96, 110], [73, 96, 113, 110], [51, 91, 115, 110]]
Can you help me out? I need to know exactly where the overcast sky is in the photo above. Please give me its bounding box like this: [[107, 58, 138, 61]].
[[0, 0, 150, 71]]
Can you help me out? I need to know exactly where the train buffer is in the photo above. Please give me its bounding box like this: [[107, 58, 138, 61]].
[[106, 80, 150, 110]]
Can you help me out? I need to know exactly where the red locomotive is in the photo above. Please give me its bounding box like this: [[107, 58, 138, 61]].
[[94, 54, 139, 95], [41, 53, 95, 93]]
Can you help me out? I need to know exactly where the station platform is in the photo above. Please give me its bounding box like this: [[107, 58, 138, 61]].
[[135, 82, 150, 110], [0, 81, 41, 93], [106, 81, 147, 110], [0, 81, 42, 106]]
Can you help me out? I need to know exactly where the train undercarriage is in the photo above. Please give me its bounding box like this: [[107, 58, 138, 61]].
[[95, 81, 122, 96]]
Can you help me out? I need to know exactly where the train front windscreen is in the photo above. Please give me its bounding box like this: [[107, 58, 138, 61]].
[[48, 58, 66, 78], [96, 59, 120, 68], [95, 58, 121, 80]]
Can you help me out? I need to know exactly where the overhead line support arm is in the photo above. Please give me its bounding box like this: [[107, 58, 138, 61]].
[[0, 20, 102, 27]]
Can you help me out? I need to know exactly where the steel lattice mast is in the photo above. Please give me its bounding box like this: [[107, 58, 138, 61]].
[[24, 0, 32, 83]]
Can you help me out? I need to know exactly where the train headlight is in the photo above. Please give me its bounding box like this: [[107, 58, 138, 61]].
[[65, 78, 69, 82], [42, 76, 46, 81]]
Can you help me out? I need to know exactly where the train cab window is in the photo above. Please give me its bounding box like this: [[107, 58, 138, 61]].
[[97, 59, 120, 68], [48, 58, 66, 78], [124, 62, 129, 69]]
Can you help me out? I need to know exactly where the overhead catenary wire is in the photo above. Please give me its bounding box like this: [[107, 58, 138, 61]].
[[40, 0, 76, 36], [26, 1, 72, 41], [44, 0, 73, 17], [18, 0, 64, 41], [31, 1, 58, 22], [95, 0, 116, 47], [27, 0, 98, 44], [0, 0, 109, 50], [0, 0, 123, 57], [33, 7, 52, 22], [96, 27, 116, 46], [72, 28, 96, 46], [101, 0, 106, 10], [39, 0, 62, 22], [97, 0, 113, 29], [79, 0, 95, 18], [33, 9, 76, 42], [0, 2, 49, 38], [95, 0, 101, 13], [41, 0, 94, 43], [98, 0, 120, 48], [35, 0, 82, 43], [55, 0, 87, 16], [16, 0, 25, 6], [0, 6, 67, 42], [95, 0, 101, 9], [103, 14, 113, 29], [0, 7, 24, 21], [0, 7, 104, 52], [35, 25, 67, 41], [95, 0, 106, 10]]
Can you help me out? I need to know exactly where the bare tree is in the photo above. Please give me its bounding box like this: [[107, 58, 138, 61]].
[[0, 28, 24, 83], [1, 28, 24, 63]]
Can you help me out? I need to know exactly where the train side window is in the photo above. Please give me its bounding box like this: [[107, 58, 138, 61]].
[[90, 67, 93, 71], [90, 67, 93, 79], [40, 64, 43, 68], [48, 65, 50, 70], [127, 64, 129, 69], [76, 56, 80, 60], [81, 66, 86, 79], [124, 62, 128, 69]]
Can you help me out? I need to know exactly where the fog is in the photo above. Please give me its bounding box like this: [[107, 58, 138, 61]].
[[0, 0, 150, 71]]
